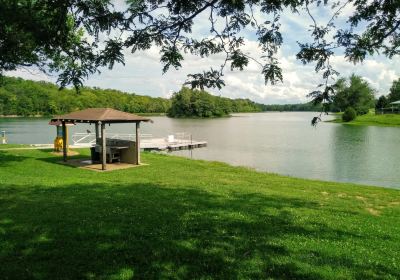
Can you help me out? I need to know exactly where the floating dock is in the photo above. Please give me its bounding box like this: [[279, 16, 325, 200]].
[[2, 132, 207, 151], [141, 138, 207, 151], [71, 132, 207, 151]]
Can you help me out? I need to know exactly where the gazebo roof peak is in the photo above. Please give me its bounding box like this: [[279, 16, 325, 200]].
[[51, 108, 151, 123]]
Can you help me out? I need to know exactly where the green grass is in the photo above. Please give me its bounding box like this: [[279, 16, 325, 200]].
[[0, 144, 31, 150], [0, 149, 399, 279], [328, 111, 400, 127]]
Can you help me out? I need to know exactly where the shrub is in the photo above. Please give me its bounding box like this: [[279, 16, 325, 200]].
[[355, 106, 370, 115], [342, 107, 357, 122]]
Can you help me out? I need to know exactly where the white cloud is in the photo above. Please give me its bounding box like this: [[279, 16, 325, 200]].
[[330, 55, 400, 96], [6, 68, 51, 82]]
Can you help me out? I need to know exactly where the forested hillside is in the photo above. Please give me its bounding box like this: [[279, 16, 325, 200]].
[[0, 77, 171, 116]]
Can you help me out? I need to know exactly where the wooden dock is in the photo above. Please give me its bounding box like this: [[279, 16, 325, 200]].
[[58, 132, 208, 151], [141, 138, 207, 151], [13, 139, 207, 152]]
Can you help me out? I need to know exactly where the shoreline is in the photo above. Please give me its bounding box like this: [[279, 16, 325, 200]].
[[325, 112, 400, 127], [0, 144, 398, 190]]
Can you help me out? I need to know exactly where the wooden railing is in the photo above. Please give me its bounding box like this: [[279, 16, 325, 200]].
[[375, 108, 400, 114]]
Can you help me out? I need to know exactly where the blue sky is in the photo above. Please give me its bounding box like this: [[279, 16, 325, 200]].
[[6, 1, 399, 104]]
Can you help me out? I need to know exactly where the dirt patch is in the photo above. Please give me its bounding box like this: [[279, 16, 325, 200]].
[[366, 208, 380, 216], [355, 196, 367, 202], [59, 158, 148, 172], [355, 196, 378, 216], [51, 150, 80, 156]]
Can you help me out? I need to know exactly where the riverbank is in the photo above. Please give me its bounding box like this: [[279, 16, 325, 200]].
[[0, 147, 399, 279], [327, 111, 400, 127]]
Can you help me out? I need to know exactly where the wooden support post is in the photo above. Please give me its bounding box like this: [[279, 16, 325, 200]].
[[62, 121, 67, 162], [95, 122, 99, 144], [135, 122, 140, 165], [101, 122, 106, 170]]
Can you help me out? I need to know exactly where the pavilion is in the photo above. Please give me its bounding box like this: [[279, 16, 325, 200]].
[[389, 100, 400, 114], [51, 108, 151, 170]]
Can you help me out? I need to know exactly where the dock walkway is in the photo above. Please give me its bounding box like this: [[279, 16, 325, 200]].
[[71, 132, 207, 151], [141, 138, 207, 151], [0, 133, 207, 151]]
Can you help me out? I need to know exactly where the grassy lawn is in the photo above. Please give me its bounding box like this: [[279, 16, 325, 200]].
[[0, 149, 399, 279], [328, 111, 400, 127], [0, 144, 31, 150]]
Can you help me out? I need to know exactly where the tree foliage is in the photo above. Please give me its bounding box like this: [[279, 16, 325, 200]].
[[0, 77, 171, 116], [167, 87, 264, 118], [261, 102, 323, 112], [331, 74, 375, 115], [387, 78, 400, 103], [1, 0, 399, 103], [375, 95, 389, 110]]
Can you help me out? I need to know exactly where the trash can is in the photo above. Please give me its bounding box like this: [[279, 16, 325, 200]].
[[90, 147, 100, 163]]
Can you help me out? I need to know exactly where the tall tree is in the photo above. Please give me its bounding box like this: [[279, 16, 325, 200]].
[[1, 0, 399, 104], [375, 95, 389, 110], [331, 78, 347, 112], [332, 74, 375, 115], [387, 78, 400, 103]]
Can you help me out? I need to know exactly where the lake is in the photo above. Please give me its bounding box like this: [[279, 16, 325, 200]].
[[1, 112, 399, 189]]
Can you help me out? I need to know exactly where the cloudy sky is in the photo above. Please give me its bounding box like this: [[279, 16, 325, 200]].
[[6, 1, 400, 104]]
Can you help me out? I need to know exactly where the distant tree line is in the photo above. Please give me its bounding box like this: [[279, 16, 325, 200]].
[[260, 103, 323, 112], [0, 77, 269, 117], [3, 76, 371, 118]]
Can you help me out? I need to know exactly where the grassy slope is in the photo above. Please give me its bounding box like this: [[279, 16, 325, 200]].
[[328, 111, 400, 127], [0, 149, 399, 280]]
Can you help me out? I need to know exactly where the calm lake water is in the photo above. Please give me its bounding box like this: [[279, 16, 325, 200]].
[[1, 112, 399, 189]]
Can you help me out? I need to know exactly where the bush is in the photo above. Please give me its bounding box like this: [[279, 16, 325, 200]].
[[342, 107, 357, 122], [355, 106, 370, 115]]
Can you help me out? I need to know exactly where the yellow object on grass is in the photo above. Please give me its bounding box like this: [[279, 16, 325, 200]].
[[54, 137, 63, 152]]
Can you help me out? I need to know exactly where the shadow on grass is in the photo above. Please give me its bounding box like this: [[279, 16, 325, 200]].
[[0, 182, 398, 279], [35, 149, 90, 168], [0, 149, 87, 168], [0, 150, 30, 167]]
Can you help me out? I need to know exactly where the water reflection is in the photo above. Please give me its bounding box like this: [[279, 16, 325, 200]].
[[331, 125, 400, 187]]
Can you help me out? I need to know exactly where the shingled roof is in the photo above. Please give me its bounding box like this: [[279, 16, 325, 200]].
[[51, 108, 151, 123]]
